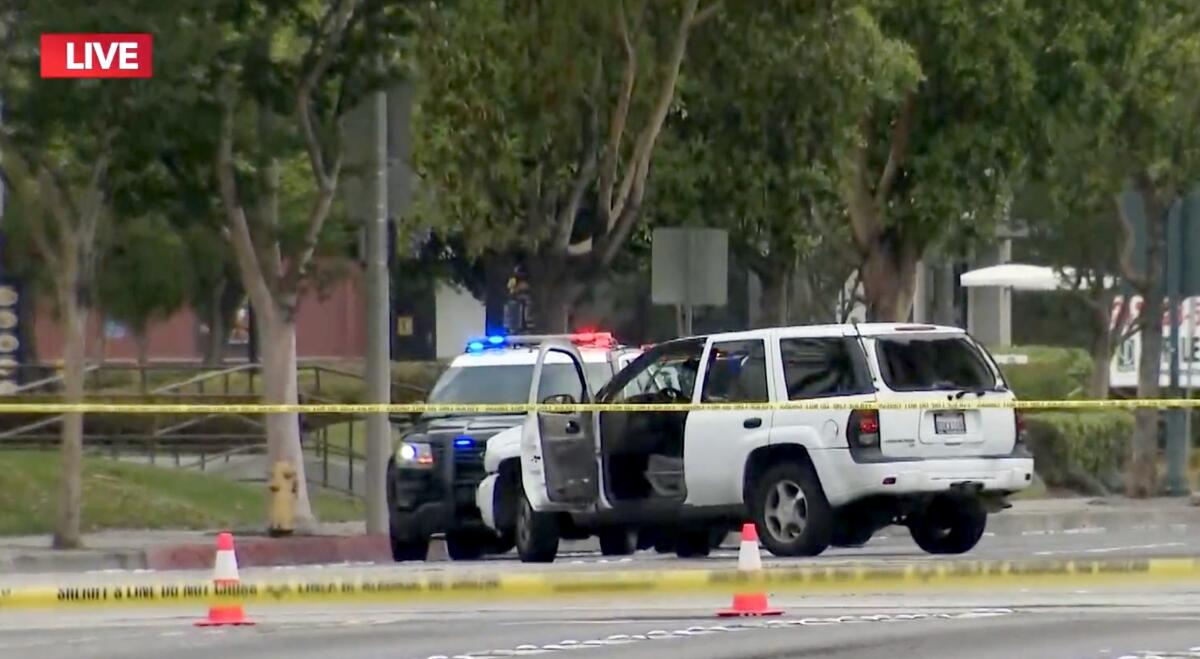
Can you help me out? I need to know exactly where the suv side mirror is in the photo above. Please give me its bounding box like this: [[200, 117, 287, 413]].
[[542, 393, 577, 405]]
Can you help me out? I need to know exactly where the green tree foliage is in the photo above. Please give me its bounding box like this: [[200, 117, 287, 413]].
[[411, 0, 717, 332], [1024, 0, 1200, 496], [653, 2, 916, 326], [840, 0, 1041, 321], [95, 215, 190, 367], [0, 0, 208, 548]]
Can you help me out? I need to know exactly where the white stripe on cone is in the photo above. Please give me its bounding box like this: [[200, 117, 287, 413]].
[[737, 537, 762, 572], [214, 548, 239, 582]]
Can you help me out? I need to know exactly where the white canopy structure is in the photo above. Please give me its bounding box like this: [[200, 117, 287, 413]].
[[959, 264, 1069, 291], [959, 264, 1115, 291]]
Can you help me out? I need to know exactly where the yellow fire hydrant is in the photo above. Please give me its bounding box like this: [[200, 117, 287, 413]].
[[268, 460, 298, 537]]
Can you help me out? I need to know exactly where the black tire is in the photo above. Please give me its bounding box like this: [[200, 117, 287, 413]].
[[908, 496, 987, 555], [390, 530, 428, 562], [675, 528, 712, 558], [751, 461, 832, 557], [488, 532, 516, 556], [598, 528, 636, 556], [515, 490, 560, 563], [653, 534, 676, 554], [831, 520, 875, 548], [709, 527, 729, 550], [445, 530, 489, 561]]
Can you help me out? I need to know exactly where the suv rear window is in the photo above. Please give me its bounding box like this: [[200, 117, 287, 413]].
[[780, 338, 874, 399], [874, 336, 998, 392]]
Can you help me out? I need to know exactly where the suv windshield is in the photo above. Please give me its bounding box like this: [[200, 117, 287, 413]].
[[427, 362, 613, 405], [874, 336, 1000, 392]]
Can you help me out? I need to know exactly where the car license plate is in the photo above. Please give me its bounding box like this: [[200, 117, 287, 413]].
[[934, 411, 967, 435]]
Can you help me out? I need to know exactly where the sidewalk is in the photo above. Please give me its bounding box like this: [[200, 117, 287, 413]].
[[0, 522, 382, 574], [1, 498, 1197, 574]]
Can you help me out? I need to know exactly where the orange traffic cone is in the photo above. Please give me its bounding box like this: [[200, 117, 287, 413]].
[[717, 523, 783, 617], [195, 532, 254, 627]]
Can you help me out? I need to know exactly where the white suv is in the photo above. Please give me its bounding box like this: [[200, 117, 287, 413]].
[[476, 323, 1033, 562]]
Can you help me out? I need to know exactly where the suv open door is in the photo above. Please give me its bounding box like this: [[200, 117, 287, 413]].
[[520, 342, 600, 512]]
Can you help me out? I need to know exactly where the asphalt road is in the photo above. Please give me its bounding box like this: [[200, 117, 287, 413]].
[[0, 523, 1196, 659]]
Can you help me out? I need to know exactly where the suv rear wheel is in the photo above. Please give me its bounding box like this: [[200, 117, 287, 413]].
[[675, 528, 712, 558], [751, 461, 832, 557], [908, 496, 987, 555], [598, 528, 636, 556], [515, 489, 560, 563]]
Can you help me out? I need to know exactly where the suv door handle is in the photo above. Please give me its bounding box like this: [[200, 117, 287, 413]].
[[564, 420, 581, 434], [743, 417, 763, 429]]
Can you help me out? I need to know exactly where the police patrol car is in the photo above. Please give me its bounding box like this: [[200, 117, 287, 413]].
[[387, 331, 641, 561], [476, 323, 1034, 562]]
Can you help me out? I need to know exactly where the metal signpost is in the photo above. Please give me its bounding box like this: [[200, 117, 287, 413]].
[[651, 227, 728, 336]]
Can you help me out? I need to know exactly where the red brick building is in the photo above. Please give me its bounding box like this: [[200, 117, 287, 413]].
[[32, 271, 368, 363]]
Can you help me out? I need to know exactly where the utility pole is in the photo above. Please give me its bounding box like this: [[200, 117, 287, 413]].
[[364, 87, 391, 534], [1165, 198, 1192, 496]]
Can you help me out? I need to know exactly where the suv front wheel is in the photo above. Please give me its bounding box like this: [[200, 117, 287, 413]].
[[515, 489, 560, 563], [908, 496, 987, 555], [751, 461, 832, 557]]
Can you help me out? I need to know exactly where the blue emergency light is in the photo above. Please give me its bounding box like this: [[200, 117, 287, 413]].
[[454, 436, 475, 449]]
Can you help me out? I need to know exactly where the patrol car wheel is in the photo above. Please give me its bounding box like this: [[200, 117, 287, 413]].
[[445, 531, 488, 561], [908, 496, 987, 555], [598, 528, 636, 556], [515, 490, 559, 563], [390, 531, 429, 562], [752, 462, 832, 557]]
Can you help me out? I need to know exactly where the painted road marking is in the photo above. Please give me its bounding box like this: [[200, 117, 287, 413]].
[[1035, 542, 1186, 557], [426, 609, 1018, 659]]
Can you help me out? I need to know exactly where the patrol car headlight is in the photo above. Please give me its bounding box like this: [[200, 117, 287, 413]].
[[396, 440, 434, 468]]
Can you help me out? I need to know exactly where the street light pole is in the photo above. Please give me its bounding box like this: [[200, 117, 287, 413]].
[[364, 87, 391, 534]]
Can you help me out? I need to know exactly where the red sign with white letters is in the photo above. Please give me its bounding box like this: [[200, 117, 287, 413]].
[[40, 34, 153, 79]]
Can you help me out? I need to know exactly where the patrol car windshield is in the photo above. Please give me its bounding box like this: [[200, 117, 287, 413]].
[[427, 363, 614, 405], [874, 336, 1002, 392]]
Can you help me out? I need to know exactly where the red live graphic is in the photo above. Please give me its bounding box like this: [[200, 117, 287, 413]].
[[40, 34, 153, 79]]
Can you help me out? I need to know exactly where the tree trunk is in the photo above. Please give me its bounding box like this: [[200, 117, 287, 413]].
[[934, 264, 958, 326], [1086, 322, 1113, 399], [134, 328, 151, 394], [134, 329, 150, 368], [756, 267, 790, 328], [483, 253, 512, 335], [202, 277, 243, 366], [1125, 178, 1168, 498], [860, 236, 919, 322], [18, 284, 40, 364], [53, 284, 87, 550], [1128, 294, 1163, 498], [529, 276, 579, 334], [1086, 294, 1119, 399], [257, 307, 316, 529]]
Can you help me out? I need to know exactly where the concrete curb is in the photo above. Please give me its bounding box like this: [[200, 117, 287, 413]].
[[0, 535, 392, 574], [143, 534, 391, 571], [986, 505, 1200, 536]]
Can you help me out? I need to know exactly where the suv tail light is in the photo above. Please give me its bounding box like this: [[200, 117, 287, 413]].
[[1015, 410, 1029, 446], [848, 409, 881, 448]]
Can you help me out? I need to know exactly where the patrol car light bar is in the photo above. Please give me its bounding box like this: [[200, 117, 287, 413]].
[[464, 331, 617, 353]]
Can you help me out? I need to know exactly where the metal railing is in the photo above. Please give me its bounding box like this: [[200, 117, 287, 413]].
[[0, 361, 429, 498]]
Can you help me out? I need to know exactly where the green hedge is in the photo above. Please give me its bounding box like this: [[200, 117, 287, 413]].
[[1024, 410, 1133, 494], [993, 345, 1092, 400]]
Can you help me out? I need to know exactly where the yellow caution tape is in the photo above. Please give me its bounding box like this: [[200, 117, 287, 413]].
[[0, 398, 1195, 414], [1, 559, 1196, 609]]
